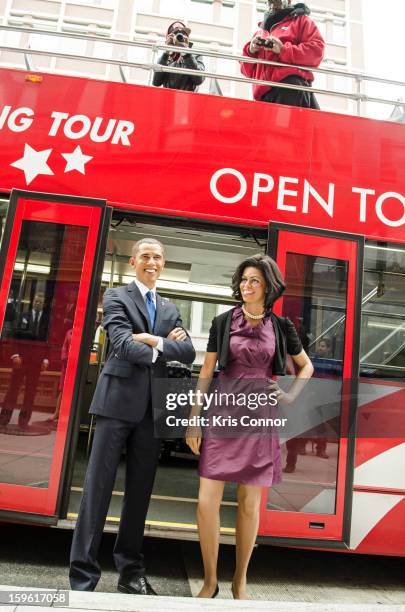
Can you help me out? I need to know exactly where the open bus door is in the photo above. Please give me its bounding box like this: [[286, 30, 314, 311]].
[[258, 222, 364, 548], [0, 189, 111, 524]]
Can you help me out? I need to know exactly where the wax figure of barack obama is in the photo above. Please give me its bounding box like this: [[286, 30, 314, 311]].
[[69, 238, 195, 595]]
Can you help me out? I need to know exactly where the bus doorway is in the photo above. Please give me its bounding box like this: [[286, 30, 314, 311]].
[[65, 213, 268, 541], [61, 215, 364, 547]]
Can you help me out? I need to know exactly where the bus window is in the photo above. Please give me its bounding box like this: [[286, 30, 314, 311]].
[[356, 241, 405, 440], [0, 219, 88, 488], [0, 198, 9, 249], [360, 242, 405, 378], [268, 252, 347, 515]]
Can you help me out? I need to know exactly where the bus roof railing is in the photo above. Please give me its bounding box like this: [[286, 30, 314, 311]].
[[1, 25, 404, 117], [3, 24, 405, 88], [1, 43, 391, 105]]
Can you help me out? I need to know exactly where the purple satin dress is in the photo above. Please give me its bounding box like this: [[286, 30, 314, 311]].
[[198, 306, 282, 487]]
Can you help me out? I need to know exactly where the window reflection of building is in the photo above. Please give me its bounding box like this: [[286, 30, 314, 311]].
[[269, 251, 347, 514], [202, 302, 217, 334], [0, 291, 51, 429], [0, 198, 9, 249], [170, 298, 192, 331], [0, 221, 87, 435], [360, 242, 405, 378]]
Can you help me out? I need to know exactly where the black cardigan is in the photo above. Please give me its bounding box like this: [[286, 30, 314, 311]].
[[206, 307, 303, 375]]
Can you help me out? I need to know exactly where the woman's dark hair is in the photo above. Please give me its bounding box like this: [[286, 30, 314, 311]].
[[231, 253, 286, 309]]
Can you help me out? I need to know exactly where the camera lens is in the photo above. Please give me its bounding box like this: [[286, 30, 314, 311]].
[[175, 32, 186, 43]]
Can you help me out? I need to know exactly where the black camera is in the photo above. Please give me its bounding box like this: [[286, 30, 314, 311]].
[[174, 32, 188, 44], [256, 36, 274, 49]]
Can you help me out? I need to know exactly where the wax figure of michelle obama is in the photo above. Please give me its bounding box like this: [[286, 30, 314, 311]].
[[186, 253, 314, 600]]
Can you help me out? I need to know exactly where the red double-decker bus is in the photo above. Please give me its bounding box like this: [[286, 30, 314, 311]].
[[0, 61, 404, 558]]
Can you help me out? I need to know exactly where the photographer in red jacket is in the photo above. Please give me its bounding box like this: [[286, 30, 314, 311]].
[[241, 1, 325, 108]]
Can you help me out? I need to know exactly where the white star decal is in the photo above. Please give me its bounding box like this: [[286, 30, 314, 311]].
[[11, 144, 54, 185], [61, 145, 93, 174]]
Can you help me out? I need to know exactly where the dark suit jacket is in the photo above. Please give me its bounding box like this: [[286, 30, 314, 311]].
[[89, 282, 196, 423], [13, 310, 49, 341], [1, 310, 50, 366], [207, 307, 303, 375]]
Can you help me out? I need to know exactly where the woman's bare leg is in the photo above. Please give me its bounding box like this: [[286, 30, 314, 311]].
[[233, 484, 262, 599], [197, 476, 225, 598]]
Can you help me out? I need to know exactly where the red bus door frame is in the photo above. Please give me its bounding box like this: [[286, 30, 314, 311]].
[[258, 222, 364, 548], [0, 189, 111, 524]]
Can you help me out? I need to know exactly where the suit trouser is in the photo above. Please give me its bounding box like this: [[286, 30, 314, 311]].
[[69, 410, 161, 591], [0, 365, 41, 426]]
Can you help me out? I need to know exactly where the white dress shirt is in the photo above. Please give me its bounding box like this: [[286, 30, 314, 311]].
[[133, 278, 164, 363], [32, 308, 42, 325]]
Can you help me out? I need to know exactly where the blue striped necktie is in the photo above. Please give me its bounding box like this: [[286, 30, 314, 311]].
[[145, 290, 156, 330]]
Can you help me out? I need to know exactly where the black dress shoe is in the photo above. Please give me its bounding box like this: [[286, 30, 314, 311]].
[[117, 576, 157, 596]]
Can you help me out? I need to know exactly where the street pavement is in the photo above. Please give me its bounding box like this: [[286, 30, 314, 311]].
[[1, 586, 405, 612], [0, 523, 405, 610]]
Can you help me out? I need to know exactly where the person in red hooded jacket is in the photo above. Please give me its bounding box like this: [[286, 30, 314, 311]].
[[240, 1, 325, 108]]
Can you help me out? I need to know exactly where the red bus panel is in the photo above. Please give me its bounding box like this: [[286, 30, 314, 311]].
[[0, 68, 404, 243], [0, 191, 106, 517], [259, 224, 363, 542]]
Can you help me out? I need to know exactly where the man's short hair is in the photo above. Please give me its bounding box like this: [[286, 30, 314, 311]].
[[132, 238, 165, 257]]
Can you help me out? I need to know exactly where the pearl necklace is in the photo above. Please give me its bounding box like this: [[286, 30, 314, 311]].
[[242, 304, 265, 320]]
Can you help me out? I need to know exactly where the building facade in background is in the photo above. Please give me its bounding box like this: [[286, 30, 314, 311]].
[[0, 0, 364, 113]]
